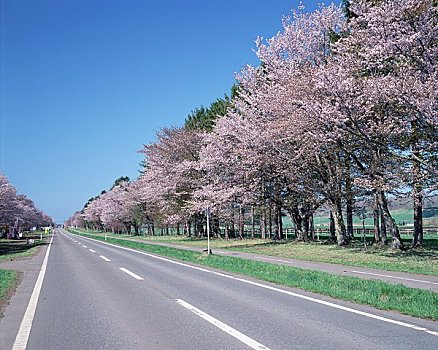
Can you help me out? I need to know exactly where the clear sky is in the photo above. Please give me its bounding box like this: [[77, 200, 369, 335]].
[[1, 0, 336, 223]]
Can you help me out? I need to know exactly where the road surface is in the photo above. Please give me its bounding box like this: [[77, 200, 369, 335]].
[[3, 228, 437, 349]]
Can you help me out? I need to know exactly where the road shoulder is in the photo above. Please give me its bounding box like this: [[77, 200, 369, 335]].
[[0, 239, 49, 350]]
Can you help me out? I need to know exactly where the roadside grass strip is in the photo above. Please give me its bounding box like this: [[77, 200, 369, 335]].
[[0, 242, 44, 261], [0, 269, 18, 313], [69, 230, 438, 320]]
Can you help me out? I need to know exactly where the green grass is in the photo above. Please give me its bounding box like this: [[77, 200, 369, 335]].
[[69, 229, 438, 320], [0, 269, 18, 316], [223, 238, 438, 276], [0, 239, 45, 261]]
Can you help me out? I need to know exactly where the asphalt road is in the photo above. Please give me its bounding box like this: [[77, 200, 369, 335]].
[[6, 228, 438, 349]]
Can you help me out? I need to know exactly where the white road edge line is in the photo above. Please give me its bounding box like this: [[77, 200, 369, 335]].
[[350, 270, 438, 285], [176, 299, 270, 350], [89, 249, 96, 253], [119, 267, 143, 280], [12, 234, 54, 350], [99, 255, 111, 262], [64, 231, 438, 337]]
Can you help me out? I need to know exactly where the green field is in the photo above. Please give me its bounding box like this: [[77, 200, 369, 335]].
[[297, 208, 438, 229]]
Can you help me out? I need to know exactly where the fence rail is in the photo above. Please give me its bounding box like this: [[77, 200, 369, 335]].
[[94, 225, 438, 239], [156, 226, 438, 239]]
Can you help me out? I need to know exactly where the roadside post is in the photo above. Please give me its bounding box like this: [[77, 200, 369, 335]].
[[206, 207, 211, 255], [43, 227, 49, 240]]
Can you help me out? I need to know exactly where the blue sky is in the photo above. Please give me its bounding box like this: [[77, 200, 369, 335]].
[[1, 0, 337, 222]]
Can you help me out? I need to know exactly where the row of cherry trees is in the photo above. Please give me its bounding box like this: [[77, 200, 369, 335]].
[[67, 1, 437, 249], [0, 173, 54, 238]]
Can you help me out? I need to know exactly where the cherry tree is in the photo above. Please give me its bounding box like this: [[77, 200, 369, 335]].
[[0, 173, 18, 228], [319, 0, 438, 248], [137, 127, 205, 235], [70, 211, 86, 229], [124, 179, 154, 235], [82, 197, 103, 230], [0, 173, 53, 236], [219, 4, 348, 243]]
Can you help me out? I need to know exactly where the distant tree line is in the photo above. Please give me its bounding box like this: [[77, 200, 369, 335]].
[[0, 172, 54, 238]]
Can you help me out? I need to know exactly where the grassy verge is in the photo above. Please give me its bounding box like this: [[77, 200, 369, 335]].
[[73, 229, 438, 276], [0, 239, 45, 261], [0, 269, 19, 317], [69, 229, 438, 320]]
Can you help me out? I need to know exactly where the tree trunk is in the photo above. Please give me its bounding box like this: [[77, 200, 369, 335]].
[[329, 211, 336, 242], [273, 204, 283, 240], [412, 133, 423, 247], [362, 214, 366, 247], [412, 187, 423, 248], [380, 208, 388, 245], [212, 216, 220, 238], [303, 214, 310, 241], [290, 206, 304, 241], [184, 221, 191, 237], [377, 191, 404, 250], [238, 204, 244, 239], [373, 191, 381, 244], [309, 214, 315, 241], [251, 206, 255, 239], [331, 198, 348, 246], [268, 204, 272, 239], [260, 207, 266, 239], [345, 157, 354, 240], [278, 206, 283, 240], [195, 214, 204, 238]]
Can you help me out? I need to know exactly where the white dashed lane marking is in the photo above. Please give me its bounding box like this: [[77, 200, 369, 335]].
[[119, 267, 143, 280], [176, 299, 270, 350]]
